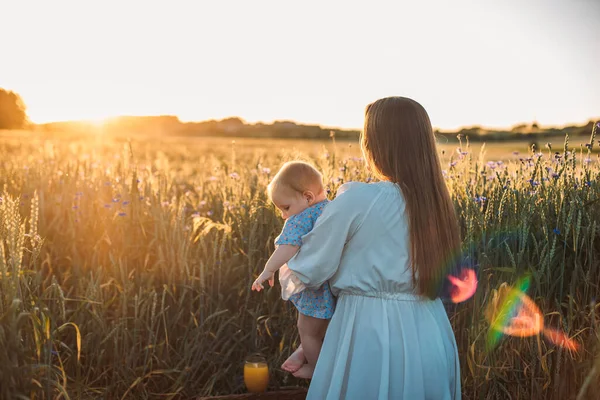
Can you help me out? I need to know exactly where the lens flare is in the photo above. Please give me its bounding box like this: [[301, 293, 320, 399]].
[[542, 328, 580, 352], [447, 268, 478, 303], [485, 275, 532, 349], [485, 275, 579, 352]]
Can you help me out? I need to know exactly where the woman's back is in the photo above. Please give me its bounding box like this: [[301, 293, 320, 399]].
[[329, 181, 415, 296]]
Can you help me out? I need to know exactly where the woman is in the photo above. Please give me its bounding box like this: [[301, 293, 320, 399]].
[[285, 96, 462, 399]]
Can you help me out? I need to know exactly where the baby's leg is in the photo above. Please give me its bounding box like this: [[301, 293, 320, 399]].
[[292, 314, 329, 379]]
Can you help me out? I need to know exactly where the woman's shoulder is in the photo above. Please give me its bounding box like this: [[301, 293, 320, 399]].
[[330, 181, 398, 211], [336, 180, 398, 198]]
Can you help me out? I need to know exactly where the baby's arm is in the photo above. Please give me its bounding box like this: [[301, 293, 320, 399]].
[[252, 245, 300, 291]]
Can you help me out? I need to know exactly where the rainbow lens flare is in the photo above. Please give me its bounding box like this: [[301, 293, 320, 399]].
[[485, 275, 579, 352], [447, 268, 478, 303]]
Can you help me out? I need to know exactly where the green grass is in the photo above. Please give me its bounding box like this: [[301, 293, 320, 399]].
[[1, 129, 599, 399]]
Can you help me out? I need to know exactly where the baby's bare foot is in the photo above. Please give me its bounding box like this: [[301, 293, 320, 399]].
[[292, 364, 314, 379], [281, 346, 305, 373]]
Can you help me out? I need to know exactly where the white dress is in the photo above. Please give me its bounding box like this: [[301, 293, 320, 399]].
[[287, 181, 461, 400]]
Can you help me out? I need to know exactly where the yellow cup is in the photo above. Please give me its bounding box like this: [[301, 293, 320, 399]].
[[244, 354, 269, 393]]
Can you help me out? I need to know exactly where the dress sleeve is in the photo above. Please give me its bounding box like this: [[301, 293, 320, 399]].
[[286, 183, 368, 288], [274, 213, 309, 247]]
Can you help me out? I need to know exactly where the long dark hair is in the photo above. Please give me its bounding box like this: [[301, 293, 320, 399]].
[[361, 96, 461, 299]]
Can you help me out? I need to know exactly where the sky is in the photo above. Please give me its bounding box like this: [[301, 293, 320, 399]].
[[0, 0, 598, 130]]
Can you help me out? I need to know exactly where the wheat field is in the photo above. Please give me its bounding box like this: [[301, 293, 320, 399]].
[[1, 129, 599, 399]]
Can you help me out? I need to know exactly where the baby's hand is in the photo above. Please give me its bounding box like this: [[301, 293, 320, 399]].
[[252, 270, 275, 291]]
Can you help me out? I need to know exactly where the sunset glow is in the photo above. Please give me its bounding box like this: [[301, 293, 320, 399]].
[[0, 0, 598, 130]]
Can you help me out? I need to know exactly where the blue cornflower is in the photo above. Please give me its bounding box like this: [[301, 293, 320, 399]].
[[118, 212, 126, 217]]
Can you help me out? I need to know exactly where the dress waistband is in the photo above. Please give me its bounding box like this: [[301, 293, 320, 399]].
[[338, 290, 424, 301]]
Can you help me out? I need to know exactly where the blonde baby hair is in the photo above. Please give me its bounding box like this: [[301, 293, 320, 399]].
[[267, 161, 324, 200]]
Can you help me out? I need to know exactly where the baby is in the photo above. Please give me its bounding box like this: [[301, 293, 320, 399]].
[[251, 161, 334, 379]]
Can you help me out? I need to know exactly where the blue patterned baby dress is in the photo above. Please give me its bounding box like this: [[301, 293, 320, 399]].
[[275, 200, 335, 319]]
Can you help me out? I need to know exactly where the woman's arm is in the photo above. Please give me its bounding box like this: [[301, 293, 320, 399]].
[[252, 245, 299, 291], [287, 183, 369, 288]]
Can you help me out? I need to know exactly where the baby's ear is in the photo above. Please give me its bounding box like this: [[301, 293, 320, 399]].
[[304, 190, 315, 203]]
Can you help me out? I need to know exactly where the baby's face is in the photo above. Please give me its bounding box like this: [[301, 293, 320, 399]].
[[271, 190, 308, 220]]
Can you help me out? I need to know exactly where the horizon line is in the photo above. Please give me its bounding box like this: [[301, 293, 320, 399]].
[[33, 114, 600, 133]]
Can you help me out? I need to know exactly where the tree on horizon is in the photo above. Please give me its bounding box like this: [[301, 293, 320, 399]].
[[0, 88, 28, 129]]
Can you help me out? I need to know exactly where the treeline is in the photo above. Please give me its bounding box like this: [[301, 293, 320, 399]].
[[37, 115, 599, 142], [37, 116, 363, 140], [438, 121, 598, 143], [2, 86, 597, 141]]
